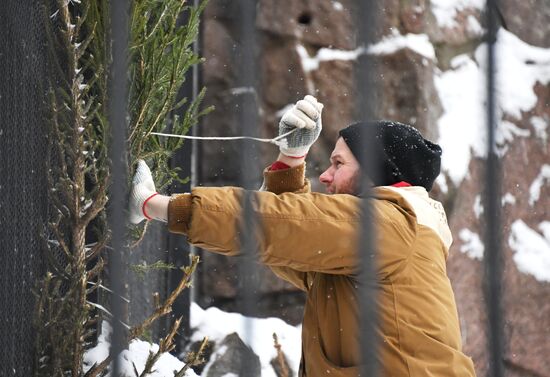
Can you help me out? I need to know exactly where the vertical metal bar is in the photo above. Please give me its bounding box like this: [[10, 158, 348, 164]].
[[189, 0, 201, 307], [354, 1, 381, 376], [108, 0, 129, 375], [484, 1, 504, 376], [167, 0, 203, 351], [235, 1, 260, 376]]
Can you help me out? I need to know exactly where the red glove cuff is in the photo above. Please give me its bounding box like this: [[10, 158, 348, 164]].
[[142, 192, 159, 221]]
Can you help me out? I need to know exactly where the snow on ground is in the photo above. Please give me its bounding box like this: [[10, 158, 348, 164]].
[[509, 220, 550, 282], [435, 28, 550, 185], [84, 303, 301, 377], [84, 322, 197, 377], [430, 0, 485, 28], [190, 303, 301, 377]]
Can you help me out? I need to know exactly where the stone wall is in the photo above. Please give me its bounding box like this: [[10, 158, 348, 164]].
[[195, 1, 550, 375]]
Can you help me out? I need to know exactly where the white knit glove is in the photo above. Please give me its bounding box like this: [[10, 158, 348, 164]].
[[129, 160, 157, 224], [278, 95, 324, 157]]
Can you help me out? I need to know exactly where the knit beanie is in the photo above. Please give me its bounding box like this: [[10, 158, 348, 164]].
[[338, 121, 442, 191]]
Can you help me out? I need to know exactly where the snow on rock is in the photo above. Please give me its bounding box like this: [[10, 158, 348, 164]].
[[430, 0, 485, 28], [435, 174, 449, 194], [296, 30, 435, 74], [296, 44, 364, 73], [190, 303, 301, 377], [367, 30, 436, 60], [528, 164, 550, 206], [473, 195, 483, 219], [531, 116, 549, 146], [479, 30, 550, 120], [459, 228, 484, 260], [466, 15, 484, 36], [436, 28, 550, 185], [332, 1, 344, 11], [502, 193, 517, 207], [435, 55, 484, 185], [509, 220, 550, 282]]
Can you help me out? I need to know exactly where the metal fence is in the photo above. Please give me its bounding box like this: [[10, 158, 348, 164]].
[[0, 0, 505, 376], [0, 2, 50, 375]]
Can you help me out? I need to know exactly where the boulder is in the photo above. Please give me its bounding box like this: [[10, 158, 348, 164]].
[[256, 0, 355, 50], [500, 0, 550, 48], [448, 86, 550, 376], [205, 333, 261, 377]]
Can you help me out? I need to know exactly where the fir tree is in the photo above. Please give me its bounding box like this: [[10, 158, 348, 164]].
[[34, 1, 210, 376]]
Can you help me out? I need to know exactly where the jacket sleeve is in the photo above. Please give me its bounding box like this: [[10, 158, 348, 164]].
[[261, 163, 311, 194], [261, 163, 311, 290], [169, 186, 416, 278], [167, 163, 313, 290]]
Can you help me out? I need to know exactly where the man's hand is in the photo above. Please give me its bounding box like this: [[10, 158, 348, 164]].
[[278, 95, 324, 158], [129, 160, 157, 224]]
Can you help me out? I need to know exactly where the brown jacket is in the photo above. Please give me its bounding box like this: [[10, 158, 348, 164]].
[[167, 164, 476, 377]]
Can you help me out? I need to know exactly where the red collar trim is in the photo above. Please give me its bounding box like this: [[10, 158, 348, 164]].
[[391, 181, 412, 187]]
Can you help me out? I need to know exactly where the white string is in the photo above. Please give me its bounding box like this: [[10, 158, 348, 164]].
[[150, 128, 298, 149]]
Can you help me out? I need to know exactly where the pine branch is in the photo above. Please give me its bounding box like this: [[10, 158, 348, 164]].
[[86, 255, 199, 377], [273, 333, 289, 377], [138, 318, 182, 377], [130, 255, 199, 339], [175, 336, 209, 377]]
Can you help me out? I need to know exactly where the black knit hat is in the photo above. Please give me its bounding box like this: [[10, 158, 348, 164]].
[[338, 121, 442, 191]]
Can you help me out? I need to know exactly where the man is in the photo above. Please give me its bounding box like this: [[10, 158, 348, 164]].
[[129, 96, 476, 376]]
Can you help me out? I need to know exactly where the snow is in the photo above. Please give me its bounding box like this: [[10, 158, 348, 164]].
[[458, 228, 484, 260], [466, 15, 484, 36], [473, 195, 483, 218], [122, 340, 194, 377], [367, 31, 436, 60], [296, 44, 364, 73], [332, 1, 344, 11], [528, 164, 550, 206], [502, 193, 516, 207], [435, 174, 448, 194], [84, 304, 301, 377], [430, 0, 485, 28], [190, 303, 301, 377], [531, 116, 548, 146], [435, 55, 484, 184], [84, 323, 196, 377], [509, 220, 550, 282], [435, 28, 550, 185], [483, 30, 550, 120], [296, 31, 435, 74]]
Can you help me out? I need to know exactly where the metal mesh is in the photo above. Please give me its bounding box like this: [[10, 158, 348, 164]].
[[0, 1, 49, 375]]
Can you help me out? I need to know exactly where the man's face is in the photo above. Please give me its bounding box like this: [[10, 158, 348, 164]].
[[319, 137, 361, 195]]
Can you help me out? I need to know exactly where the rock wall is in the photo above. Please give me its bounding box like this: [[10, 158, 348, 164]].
[[195, 1, 550, 375]]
